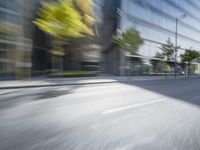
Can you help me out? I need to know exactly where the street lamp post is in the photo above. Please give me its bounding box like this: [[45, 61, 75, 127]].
[[117, 0, 127, 76], [174, 13, 186, 78], [174, 18, 178, 78]]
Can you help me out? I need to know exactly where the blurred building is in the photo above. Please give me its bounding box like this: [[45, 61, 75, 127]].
[[0, 0, 27, 78], [101, 0, 200, 76], [0, 0, 103, 79], [0, 0, 42, 79], [101, 0, 121, 75], [3, 0, 200, 78]]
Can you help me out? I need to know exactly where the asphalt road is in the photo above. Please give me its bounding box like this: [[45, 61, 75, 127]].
[[1, 79, 200, 150]]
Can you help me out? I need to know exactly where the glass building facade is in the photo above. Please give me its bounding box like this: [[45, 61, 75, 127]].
[[118, 0, 200, 75], [0, 0, 33, 78]]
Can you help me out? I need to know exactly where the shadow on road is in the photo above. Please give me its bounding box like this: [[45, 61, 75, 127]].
[[33, 88, 73, 100], [120, 78, 200, 106], [0, 85, 81, 110]]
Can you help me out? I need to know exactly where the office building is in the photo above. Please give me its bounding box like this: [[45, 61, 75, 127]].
[[0, 0, 40, 78], [102, 0, 200, 75]]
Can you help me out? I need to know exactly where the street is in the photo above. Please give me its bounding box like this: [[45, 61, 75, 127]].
[[1, 79, 200, 150]]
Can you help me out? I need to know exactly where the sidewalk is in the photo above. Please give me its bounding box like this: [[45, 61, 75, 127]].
[[0, 75, 200, 89]]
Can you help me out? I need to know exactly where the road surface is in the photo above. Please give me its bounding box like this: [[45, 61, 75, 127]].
[[0, 79, 200, 150]]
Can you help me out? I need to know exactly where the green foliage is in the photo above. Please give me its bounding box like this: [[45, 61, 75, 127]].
[[51, 49, 65, 57], [34, 0, 89, 41], [49, 71, 96, 78], [34, 0, 95, 57], [34, 0, 96, 57], [180, 48, 200, 76], [74, 0, 93, 16], [114, 28, 143, 54], [180, 48, 200, 64], [154, 52, 164, 59], [154, 61, 170, 73], [74, 0, 95, 32], [159, 39, 175, 61], [151, 52, 170, 73], [191, 64, 198, 74], [151, 39, 175, 73], [151, 58, 170, 73]]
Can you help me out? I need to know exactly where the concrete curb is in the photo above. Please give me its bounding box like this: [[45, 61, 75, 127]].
[[0, 76, 200, 90], [0, 81, 119, 90]]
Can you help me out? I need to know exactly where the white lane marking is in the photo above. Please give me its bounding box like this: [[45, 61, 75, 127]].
[[102, 99, 165, 114]]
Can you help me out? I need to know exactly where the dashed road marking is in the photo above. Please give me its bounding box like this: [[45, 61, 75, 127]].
[[102, 99, 165, 114]]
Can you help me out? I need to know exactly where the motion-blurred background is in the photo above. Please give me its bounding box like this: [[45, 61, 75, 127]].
[[1, 0, 200, 79]]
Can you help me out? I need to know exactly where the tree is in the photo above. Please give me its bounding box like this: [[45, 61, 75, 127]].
[[154, 52, 165, 59], [151, 39, 175, 73], [154, 61, 170, 73], [180, 48, 199, 64], [113, 28, 143, 54], [34, 0, 92, 56], [150, 53, 170, 73], [34, 0, 96, 71], [74, 0, 95, 34], [191, 64, 198, 74], [159, 38, 175, 61], [180, 48, 200, 76]]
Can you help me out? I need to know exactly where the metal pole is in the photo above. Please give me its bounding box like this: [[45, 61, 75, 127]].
[[119, 0, 127, 76], [175, 18, 178, 78]]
